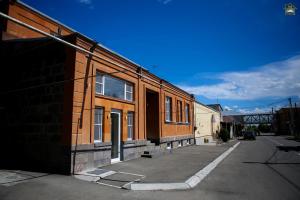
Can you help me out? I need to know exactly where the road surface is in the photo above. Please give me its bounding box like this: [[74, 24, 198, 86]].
[[1, 136, 299, 200]]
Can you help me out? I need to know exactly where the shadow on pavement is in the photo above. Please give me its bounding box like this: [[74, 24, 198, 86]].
[[0, 169, 50, 186], [242, 147, 300, 192]]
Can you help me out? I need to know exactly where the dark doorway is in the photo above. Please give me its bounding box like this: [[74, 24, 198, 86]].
[[111, 110, 121, 162], [146, 89, 160, 144]]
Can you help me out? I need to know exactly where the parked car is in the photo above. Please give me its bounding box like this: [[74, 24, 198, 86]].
[[243, 131, 256, 140]]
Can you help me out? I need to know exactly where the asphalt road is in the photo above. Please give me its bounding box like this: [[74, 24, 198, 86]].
[[1, 136, 300, 200]]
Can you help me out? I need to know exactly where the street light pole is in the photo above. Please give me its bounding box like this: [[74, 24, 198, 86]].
[[288, 98, 295, 136]]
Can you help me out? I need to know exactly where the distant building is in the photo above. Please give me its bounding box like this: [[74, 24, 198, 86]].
[[273, 107, 300, 136], [194, 102, 221, 145], [222, 115, 243, 138]]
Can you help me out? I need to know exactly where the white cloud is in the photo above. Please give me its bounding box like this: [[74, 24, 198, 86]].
[[178, 55, 300, 100], [157, 0, 173, 5], [237, 107, 270, 114], [224, 105, 232, 111], [79, 0, 92, 4]]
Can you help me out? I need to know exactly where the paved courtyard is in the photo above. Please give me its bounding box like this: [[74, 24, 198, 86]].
[[1, 136, 300, 200]]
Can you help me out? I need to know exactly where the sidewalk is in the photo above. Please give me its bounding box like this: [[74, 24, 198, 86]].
[[75, 140, 239, 190]]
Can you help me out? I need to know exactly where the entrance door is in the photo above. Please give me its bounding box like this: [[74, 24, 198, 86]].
[[111, 110, 121, 163], [146, 89, 159, 144]]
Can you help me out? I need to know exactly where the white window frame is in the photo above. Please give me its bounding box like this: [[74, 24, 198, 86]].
[[165, 96, 172, 122], [125, 82, 133, 101], [94, 107, 103, 143], [96, 72, 133, 102], [127, 111, 134, 140], [95, 72, 104, 95]]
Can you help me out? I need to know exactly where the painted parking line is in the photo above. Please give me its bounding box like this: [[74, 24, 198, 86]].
[[128, 142, 240, 191]]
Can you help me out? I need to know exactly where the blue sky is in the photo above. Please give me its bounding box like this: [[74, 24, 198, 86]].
[[23, 0, 300, 113]]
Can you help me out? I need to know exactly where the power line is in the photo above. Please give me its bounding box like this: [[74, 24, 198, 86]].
[[0, 69, 127, 95], [0, 12, 192, 98]]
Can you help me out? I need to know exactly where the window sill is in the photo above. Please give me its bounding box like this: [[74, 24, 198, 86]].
[[94, 141, 112, 147], [164, 121, 191, 125], [95, 94, 135, 105]]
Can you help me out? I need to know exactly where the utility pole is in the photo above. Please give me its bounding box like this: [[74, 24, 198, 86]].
[[288, 98, 295, 136], [271, 107, 274, 133], [296, 103, 299, 138]]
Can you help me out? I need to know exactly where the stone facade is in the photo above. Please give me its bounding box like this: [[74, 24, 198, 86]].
[[71, 143, 111, 173], [121, 140, 148, 161]]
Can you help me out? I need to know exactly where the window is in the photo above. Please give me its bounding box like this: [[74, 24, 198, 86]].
[[185, 103, 190, 123], [165, 96, 172, 122], [96, 71, 104, 95], [125, 83, 133, 101], [177, 100, 183, 122], [95, 72, 133, 102], [166, 142, 172, 149], [178, 140, 182, 147], [104, 75, 125, 99], [94, 108, 103, 143], [127, 112, 134, 140]]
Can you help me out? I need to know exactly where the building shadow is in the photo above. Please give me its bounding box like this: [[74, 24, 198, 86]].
[[242, 147, 300, 192]]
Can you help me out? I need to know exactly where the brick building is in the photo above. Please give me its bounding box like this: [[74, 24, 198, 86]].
[[0, 0, 194, 174], [273, 107, 300, 136]]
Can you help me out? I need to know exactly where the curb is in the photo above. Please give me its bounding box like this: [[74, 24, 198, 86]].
[[128, 142, 240, 191]]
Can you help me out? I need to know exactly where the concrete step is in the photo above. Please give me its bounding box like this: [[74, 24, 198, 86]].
[[141, 154, 154, 158], [141, 149, 172, 158], [146, 140, 156, 146]]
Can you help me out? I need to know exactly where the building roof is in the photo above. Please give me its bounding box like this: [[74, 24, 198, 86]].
[[195, 101, 219, 113], [207, 104, 223, 112]]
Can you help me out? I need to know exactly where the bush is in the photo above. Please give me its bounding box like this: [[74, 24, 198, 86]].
[[219, 128, 230, 142], [258, 124, 271, 133]]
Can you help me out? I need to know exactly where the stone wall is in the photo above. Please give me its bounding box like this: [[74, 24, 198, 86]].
[[71, 143, 111, 173], [122, 140, 148, 161]]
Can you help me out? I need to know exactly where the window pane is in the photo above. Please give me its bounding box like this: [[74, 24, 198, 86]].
[[185, 104, 189, 123], [126, 92, 133, 101], [104, 76, 125, 99], [126, 83, 133, 92], [94, 125, 99, 141], [165, 97, 171, 121], [94, 108, 103, 142], [127, 112, 134, 139], [128, 127, 132, 139], [96, 83, 103, 94], [95, 73, 103, 94], [125, 83, 133, 101], [96, 72, 103, 83]]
